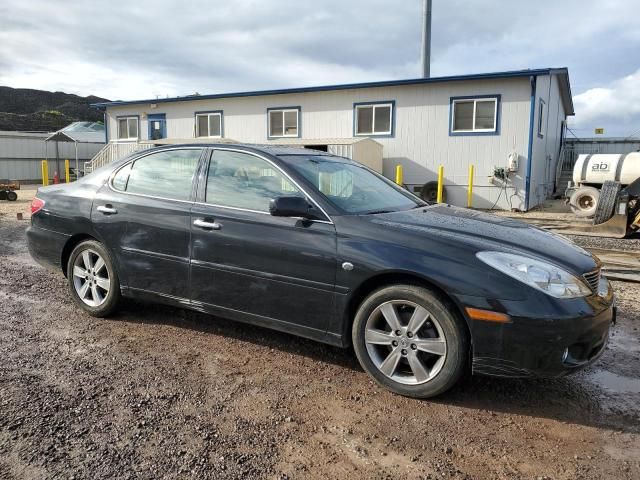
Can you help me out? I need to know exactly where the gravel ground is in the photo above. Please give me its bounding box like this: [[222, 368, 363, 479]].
[[565, 234, 640, 253], [492, 198, 640, 251], [1, 194, 640, 479]]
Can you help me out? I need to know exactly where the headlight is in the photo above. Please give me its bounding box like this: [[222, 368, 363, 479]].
[[476, 251, 592, 298]]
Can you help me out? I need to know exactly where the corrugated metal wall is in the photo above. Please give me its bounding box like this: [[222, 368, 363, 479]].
[[0, 132, 104, 181], [565, 138, 640, 161], [105, 75, 566, 210]]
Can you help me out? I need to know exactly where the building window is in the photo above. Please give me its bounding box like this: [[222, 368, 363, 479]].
[[450, 96, 500, 135], [537, 98, 546, 138], [268, 108, 299, 138], [354, 102, 394, 136], [117, 117, 139, 140], [196, 111, 223, 138]]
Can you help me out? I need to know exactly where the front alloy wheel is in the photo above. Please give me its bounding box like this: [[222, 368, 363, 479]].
[[365, 300, 447, 385], [353, 285, 468, 398]]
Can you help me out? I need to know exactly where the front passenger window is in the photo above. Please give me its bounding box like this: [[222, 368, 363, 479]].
[[114, 149, 202, 201], [205, 150, 303, 212]]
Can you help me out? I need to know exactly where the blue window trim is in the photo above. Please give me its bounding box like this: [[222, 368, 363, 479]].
[[267, 106, 301, 139], [103, 112, 108, 143], [448, 94, 501, 136], [353, 100, 396, 138], [525, 76, 537, 211], [115, 114, 140, 141], [147, 113, 166, 140], [537, 98, 546, 139], [194, 110, 224, 138]]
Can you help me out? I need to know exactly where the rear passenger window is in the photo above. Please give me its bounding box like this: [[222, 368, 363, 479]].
[[205, 150, 302, 211], [114, 149, 202, 201], [112, 163, 131, 191]]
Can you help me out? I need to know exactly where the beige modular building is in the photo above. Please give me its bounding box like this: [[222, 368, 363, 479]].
[[92, 68, 574, 210]]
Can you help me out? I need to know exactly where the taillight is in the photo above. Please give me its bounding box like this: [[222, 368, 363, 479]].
[[31, 197, 45, 214]]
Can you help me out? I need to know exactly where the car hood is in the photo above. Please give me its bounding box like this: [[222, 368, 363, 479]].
[[369, 204, 598, 274]]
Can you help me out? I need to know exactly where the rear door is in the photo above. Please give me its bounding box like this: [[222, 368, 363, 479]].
[[91, 147, 204, 300], [189, 148, 338, 335]]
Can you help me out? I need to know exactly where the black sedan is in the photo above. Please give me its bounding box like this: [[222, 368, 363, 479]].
[[27, 144, 614, 398]]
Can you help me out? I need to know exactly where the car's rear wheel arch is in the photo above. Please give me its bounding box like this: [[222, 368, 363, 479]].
[[344, 272, 471, 349], [61, 234, 99, 277]]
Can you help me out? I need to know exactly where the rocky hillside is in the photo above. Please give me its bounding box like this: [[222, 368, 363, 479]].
[[0, 86, 109, 132]]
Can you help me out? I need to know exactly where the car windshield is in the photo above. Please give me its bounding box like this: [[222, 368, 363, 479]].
[[279, 155, 424, 214]]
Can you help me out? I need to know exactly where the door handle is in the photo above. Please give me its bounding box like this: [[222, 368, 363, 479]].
[[97, 205, 118, 215], [194, 219, 221, 230]]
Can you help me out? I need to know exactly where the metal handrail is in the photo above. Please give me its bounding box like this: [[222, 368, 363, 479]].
[[84, 142, 152, 175], [554, 144, 571, 191]]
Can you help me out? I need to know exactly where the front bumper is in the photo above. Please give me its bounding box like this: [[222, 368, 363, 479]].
[[458, 280, 615, 378]]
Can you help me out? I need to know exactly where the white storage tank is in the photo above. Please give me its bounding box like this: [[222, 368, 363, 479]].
[[568, 152, 640, 218], [573, 153, 640, 186]]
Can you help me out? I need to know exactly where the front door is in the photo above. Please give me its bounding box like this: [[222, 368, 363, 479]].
[[189, 148, 338, 336], [148, 114, 167, 140], [91, 147, 204, 300]]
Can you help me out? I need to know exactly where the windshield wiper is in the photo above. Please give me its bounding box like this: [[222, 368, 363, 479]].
[[365, 209, 394, 215]]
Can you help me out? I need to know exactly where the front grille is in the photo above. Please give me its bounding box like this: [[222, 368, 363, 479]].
[[583, 268, 601, 292]]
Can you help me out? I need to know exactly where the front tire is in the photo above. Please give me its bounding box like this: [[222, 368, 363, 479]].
[[67, 240, 121, 317], [352, 285, 469, 398]]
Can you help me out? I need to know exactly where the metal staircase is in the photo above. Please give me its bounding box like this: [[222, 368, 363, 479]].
[[554, 145, 574, 194]]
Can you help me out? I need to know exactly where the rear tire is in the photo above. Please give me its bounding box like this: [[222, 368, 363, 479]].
[[352, 285, 469, 398], [6, 190, 17, 201], [570, 186, 600, 218], [67, 240, 121, 317], [593, 181, 621, 225]]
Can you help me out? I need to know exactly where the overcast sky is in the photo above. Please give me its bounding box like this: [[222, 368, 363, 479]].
[[1, 0, 638, 137]]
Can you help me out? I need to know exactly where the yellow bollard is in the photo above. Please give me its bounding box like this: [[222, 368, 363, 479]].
[[467, 164, 475, 208], [395, 164, 403, 185], [65, 159, 70, 183], [436, 165, 444, 203], [41, 160, 49, 186]]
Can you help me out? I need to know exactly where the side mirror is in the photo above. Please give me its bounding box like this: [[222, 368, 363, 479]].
[[269, 196, 313, 218]]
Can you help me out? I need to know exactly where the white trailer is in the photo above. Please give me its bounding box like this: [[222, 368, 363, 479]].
[[568, 152, 640, 217]]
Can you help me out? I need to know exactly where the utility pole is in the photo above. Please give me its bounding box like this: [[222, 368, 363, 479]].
[[421, 0, 432, 78]]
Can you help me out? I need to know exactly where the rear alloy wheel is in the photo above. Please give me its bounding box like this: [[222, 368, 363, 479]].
[[67, 240, 121, 317], [353, 285, 468, 398]]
